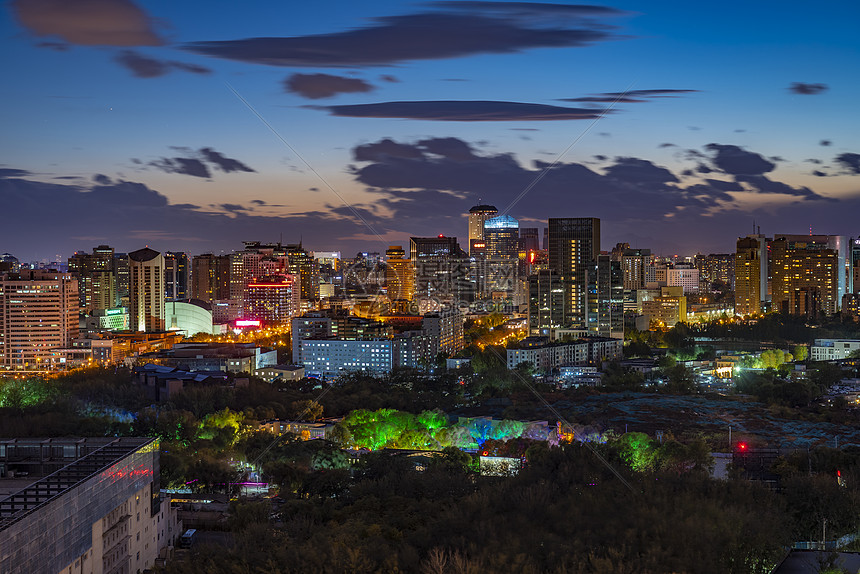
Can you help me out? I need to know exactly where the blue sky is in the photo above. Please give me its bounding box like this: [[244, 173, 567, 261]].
[[1, 0, 859, 260]]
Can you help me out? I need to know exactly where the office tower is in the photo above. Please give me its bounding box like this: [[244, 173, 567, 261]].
[[483, 215, 519, 295], [852, 237, 860, 294], [0, 270, 79, 372], [113, 252, 130, 308], [735, 236, 765, 315], [771, 235, 839, 317], [666, 263, 699, 294], [468, 204, 498, 255], [620, 248, 651, 290], [527, 270, 566, 336], [547, 217, 600, 328], [484, 215, 519, 260], [697, 253, 735, 291], [246, 274, 300, 322], [422, 307, 465, 354], [587, 254, 624, 338], [286, 244, 320, 302], [128, 247, 165, 332], [163, 251, 189, 301], [385, 245, 414, 301], [642, 286, 687, 327], [519, 228, 540, 253], [0, 437, 179, 573], [410, 236, 473, 300], [191, 253, 231, 303], [68, 245, 116, 313]]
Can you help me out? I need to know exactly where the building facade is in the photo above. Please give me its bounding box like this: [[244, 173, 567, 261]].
[[0, 270, 79, 372], [128, 248, 165, 332]]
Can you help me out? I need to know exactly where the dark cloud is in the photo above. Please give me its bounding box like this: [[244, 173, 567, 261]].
[[380, 75, 399, 83], [93, 174, 112, 185], [0, 175, 376, 259], [769, 156, 785, 162], [658, 143, 676, 148], [150, 157, 211, 178], [805, 158, 823, 164], [705, 143, 775, 176], [115, 50, 212, 78], [250, 199, 266, 205], [346, 137, 834, 242], [789, 82, 828, 95], [317, 100, 607, 121], [13, 0, 162, 46], [812, 170, 828, 177], [564, 89, 698, 104], [220, 203, 250, 212], [835, 153, 860, 175], [735, 175, 821, 199], [0, 168, 32, 178], [184, 3, 623, 67], [35, 40, 68, 51], [820, 140, 832, 146], [284, 73, 374, 99], [146, 147, 255, 179], [349, 136, 735, 227], [593, 155, 607, 161], [199, 148, 255, 173]]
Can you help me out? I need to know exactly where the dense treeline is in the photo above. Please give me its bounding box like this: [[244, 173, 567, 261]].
[[158, 443, 795, 574]]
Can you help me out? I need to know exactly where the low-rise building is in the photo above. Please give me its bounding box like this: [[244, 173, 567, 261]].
[[811, 339, 860, 361], [140, 342, 277, 373], [255, 364, 305, 382], [506, 336, 622, 371]]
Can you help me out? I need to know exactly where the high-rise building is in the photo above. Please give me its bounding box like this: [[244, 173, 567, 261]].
[[587, 255, 624, 338], [467, 204, 498, 256], [620, 248, 651, 290], [547, 217, 600, 329], [68, 245, 116, 313], [519, 228, 540, 253], [285, 244, 320, 303], [410, 236, 473, 300], [164, 251, 190, 301], [666, 264, 699, 294], [385, 245, 414, 301], [527, 270, 566, 336], [697, 253, 734, 291], [771, 235, 839, 317], [129, 247, 165, 332], [735, 236, 767, 316], [113, 252, 130, 308], [0, 270, 79, 372], [246, 274, 300, 322], [484, 215, 519, 260], [852, 237, 860, 294], [191, 253, 231, 303]]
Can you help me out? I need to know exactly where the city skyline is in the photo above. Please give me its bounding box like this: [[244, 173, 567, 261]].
[[2, 0, 859, 260]]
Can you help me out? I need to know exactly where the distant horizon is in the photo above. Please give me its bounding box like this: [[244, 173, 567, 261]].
[[2, 1, 859, 262]]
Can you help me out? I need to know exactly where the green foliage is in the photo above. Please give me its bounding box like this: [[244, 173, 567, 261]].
[[0, 378, 57, 408], [617, 432, 658, 472], [793, 345, 809, 362]]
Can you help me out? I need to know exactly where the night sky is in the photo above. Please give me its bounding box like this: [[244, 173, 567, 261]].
[[2, 0, 859, 261]]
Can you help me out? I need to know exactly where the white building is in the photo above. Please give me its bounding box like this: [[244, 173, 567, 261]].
[[667, 266, 700, 294], [811, 339, 860, 361]]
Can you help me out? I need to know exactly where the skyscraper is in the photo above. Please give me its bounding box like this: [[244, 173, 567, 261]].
[[246, 274, 300, 322], [587, 255, 624, 338], [468, 204, 498, 255], [547, 217, 600, 329], [735, 236, 766, 316], [771, 235, 839, 317], [68, 245, 116, 313], [484, 215, 519, 260], [0, 270, 79, 372], [164, 251, 189, 301], [129, 247, 165, 332], [385, 245, 414, 301], [191, 253, 231, 303]]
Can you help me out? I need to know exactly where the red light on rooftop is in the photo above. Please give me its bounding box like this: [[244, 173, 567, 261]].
[[438, 234, 444, 238], [737, 442, 748, 451]]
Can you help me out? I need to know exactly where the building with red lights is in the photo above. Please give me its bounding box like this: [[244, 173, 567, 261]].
[[245, 274, 300, 322], [0, 437, 180, 573]]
